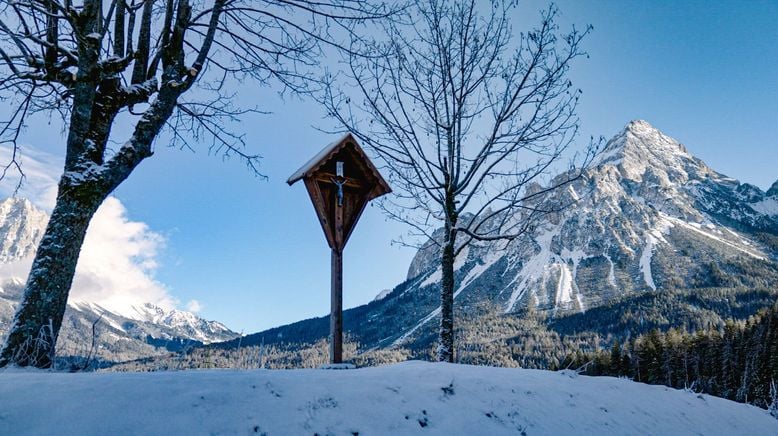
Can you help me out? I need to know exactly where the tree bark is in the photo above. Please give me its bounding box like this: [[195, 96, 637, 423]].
[[0, 186, 103, 368], [437, 231, 456, 362], [437, 192, 458, 362]]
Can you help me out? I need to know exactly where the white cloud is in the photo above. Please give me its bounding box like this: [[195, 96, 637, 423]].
[[0, 145, 61, 210], [0, 145, 181, 318], [185, 300, 203, 313], [71, 197, 177, 316]]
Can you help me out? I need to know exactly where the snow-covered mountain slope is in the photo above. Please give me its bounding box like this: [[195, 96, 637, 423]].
[[0, 198, 48, 262], [232, 120, 778, 352], [125, 302, 236, 344], [0, 197, 238, 361], [383, 120, 778, 341], [373, 288, 392, 301], [1, 361, 775, 435]]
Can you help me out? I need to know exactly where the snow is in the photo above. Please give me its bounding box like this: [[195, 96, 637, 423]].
[[285, 132, 390, 194], [639, 217, 674, 291], [396, 249, 503, 344], [639, 243, 656, 290], [392, 305, 441, 345], [597, 120, 697, 186], [457, 249, 501, 291], [575, 291, 586, 312], [555, 263, 574, 306], [1, 362, 775, 435], [62, 160, 107, 186], [604, 253, 617, 287], [750, 197, 778, 216], [420, 269, 443, 287], [287, 133, 351, 184], [723, 227, 753, 246], [635, 212, 766, 292], [0, 197, 49, 263], [568, 185, 580, 201], [373, 289, 392, 301], [594, 143, 623, 166], [65, 301, 235, 344], [393, 283, 468, 346], [397, 274, 428, 299], [505, 224, 561, 312], [560, 248, 587, 311], [667, 216, 766, 260], [419, 245, 469, 288], [504, 228, 590, 313], [70, 302, 127, 332]]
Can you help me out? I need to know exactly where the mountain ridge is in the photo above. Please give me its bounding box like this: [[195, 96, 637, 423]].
[[0, 198, 239, 363]]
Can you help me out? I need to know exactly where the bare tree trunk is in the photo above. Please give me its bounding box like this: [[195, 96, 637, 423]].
[[437, 230, 456, 362], [324, 1, 595, 363], [437, 191, 458, 362], [0, 186, 103, 368], [0, 0, 387, 369]]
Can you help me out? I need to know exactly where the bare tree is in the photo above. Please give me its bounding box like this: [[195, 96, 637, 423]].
[[0, 0, 391, 368], [324, 0, 598, 362]]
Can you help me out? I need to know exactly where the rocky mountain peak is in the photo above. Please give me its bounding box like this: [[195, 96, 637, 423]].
[[397, 120, 778, 319], [594, 120, 714, 191], [0, 197, 48, 263], [767, 179, 778, 198], [128, 302, 236, 344], [625, 120, 687, 150]]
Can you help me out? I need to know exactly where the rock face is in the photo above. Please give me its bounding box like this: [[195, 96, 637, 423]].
[[230, 120, 778, 352], [0, 198, 238, 363], [389, 121, 778, 325], [0, 198, 48, 263], [766, 180, 778, 198]]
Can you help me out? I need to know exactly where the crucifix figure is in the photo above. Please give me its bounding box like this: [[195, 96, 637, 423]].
[[332, 161, 346, 207], [332, 178, 346, 206]]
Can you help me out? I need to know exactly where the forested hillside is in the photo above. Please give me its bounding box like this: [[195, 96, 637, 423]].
[[571, 303, 778, 410]]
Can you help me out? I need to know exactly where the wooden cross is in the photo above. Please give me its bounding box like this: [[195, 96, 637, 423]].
[[287, 134, 391, 363]]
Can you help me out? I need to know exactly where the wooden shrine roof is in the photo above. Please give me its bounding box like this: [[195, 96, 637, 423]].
[[286, 133, 392, 198]]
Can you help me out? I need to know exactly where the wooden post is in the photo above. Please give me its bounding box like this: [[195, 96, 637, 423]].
[[331, 173, 345, 364], [286, 134, 392, 367], [330, 248, 343, 364]]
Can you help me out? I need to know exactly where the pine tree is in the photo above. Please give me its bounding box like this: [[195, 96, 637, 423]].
[[609, 339, 623, 376]]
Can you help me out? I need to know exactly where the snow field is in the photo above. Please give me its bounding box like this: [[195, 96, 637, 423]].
[[1, 361, 776, 435]]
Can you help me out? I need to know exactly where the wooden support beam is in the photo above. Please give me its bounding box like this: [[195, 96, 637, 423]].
[[330, 248, 343, 364]]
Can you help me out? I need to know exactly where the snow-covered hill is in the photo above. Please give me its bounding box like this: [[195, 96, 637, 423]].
[[1, 361, 775, 435], [0, 197, 238, 361]]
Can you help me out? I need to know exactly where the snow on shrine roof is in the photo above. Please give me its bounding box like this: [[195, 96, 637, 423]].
[[286, 133, 391, 196], [286, 133, 351, 185]]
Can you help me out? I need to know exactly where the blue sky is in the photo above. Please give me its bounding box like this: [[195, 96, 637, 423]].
[[5, 0, 778, 333]]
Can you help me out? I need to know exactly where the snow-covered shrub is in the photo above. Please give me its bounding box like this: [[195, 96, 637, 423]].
[[769, 381, 778, 420]]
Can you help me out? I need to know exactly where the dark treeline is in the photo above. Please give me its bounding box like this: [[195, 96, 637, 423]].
[[566, 303, 778, 409]]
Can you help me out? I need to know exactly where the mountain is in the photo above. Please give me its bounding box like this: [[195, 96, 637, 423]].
[[0, 197, 239, 364], [224, 120, 778, 355], [0, 198, 48, 263]]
